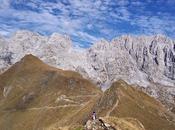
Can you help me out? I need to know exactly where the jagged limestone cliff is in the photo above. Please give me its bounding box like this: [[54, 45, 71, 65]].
[[0, 31, 175, 110]]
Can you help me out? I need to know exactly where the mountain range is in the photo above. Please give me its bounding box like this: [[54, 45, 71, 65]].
[[0, 54, 175, 130], [0, 30, 175, 113]]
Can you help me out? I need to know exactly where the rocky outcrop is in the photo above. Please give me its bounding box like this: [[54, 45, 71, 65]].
[[84, 117, 145, 130], [0, 30, 175, 109], [85, 119, 116, 130]]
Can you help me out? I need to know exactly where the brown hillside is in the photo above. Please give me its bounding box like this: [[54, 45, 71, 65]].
[[0, 54, 175, 130], [95, 80, 175, 130], [101, 117, 145, 130], [0, 54, 102, 130]]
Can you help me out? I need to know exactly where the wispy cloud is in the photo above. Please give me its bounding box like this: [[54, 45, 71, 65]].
[[0, 0, 175, 47]]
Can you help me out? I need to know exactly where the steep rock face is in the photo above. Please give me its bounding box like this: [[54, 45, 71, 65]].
[[86, 39, 149, 88], [112, 35, 175, 84], [0, 36, 11, 73], [0, 30, 175, 109]]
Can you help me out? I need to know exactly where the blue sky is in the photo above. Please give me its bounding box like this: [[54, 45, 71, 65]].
[[0, 0, 175, 47]]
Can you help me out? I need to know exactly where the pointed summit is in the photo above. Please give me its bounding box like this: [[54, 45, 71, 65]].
[[48, 33, 72, 50], [20, 54, 45, 65], [10, 54, 49, 73], [0, 54, 50, 89]]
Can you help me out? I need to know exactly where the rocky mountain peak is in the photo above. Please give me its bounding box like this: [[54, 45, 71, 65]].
[[0, 30, 175, 111], [11, 30, 40, 40], [48, 33, 72, 50], [91, 39, 110, 50]]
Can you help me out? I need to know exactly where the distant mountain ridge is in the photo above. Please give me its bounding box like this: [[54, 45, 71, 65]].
[[0, 30, 175, 110]]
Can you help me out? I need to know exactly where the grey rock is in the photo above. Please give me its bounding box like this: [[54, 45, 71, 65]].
[[0, 31, 175, 110]]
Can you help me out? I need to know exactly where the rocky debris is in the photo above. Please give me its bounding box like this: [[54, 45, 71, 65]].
[[85, 119, 116, 130], [3, 86, 12, 97], [17, 92, 35, 109], [0, 31, 175, 110], [84, 117, 146, 130]]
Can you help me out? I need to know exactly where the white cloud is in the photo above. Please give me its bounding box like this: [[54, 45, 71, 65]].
[[0, 0, 10, 9], [0, 0, 175, 46], [74, 31, 100, 43]]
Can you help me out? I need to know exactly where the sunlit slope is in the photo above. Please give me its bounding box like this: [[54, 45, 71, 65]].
[[0, 55, 175, 130], [95, 80, 175, 130], [0, 54, 102, 130]]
